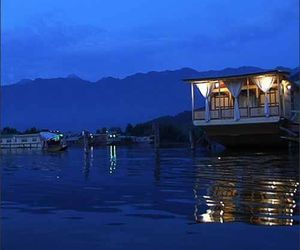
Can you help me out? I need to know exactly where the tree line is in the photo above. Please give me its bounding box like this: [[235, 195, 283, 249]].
[[1, 127, 44, 135], [2, 123, 203, 144], [97, 123, 189, 142]]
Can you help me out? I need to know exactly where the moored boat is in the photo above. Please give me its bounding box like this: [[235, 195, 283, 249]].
[[40, 132, 68, 152], [0, 133, 42, 149], [0, 131, 68, 151]]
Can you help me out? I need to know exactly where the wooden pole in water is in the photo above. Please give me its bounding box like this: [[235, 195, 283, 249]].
[[153, 123, 160, 149], [189, 128, 195, 151], [152, 122, 160, 162], [82, 131, 90, 154]]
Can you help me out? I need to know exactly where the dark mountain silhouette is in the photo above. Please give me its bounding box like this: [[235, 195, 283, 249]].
[[290, 67, 300, 82], [146, 110, 193, 136], [1, 66, 294, 131], [66, 74, 82, 80]]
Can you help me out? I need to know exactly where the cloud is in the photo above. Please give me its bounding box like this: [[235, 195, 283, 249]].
[[1, 0, 299, 84], [2, 14, 107, 82]]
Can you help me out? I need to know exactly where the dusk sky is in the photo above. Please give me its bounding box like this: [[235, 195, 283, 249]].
[[2, 0, 299, 84]]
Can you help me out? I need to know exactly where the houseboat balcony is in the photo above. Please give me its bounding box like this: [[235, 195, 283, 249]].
[[184, 69, 299, 147], [194, 105, 280, 121]]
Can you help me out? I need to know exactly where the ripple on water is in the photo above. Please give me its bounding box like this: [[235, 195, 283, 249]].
[[192, 155, 299, 226], [1, 148, 299, 227]]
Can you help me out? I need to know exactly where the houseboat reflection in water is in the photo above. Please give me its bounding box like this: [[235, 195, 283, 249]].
[[193, 156, 299, 226]]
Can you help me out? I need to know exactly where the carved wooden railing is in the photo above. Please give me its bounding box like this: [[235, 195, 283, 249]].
[[194, 105, 279, 120]]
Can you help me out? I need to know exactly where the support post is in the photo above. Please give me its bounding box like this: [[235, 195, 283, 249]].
[[277, 74, 282, 117], [218, 81, 221, 119], [281, 77, 286, 117], [247, 77, 250, 117], [191, 83, 195, 121], [255, 84, 259, 99]]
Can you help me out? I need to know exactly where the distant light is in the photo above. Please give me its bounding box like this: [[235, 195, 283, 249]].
[[218, 157, 221, 160], [215, 82, 220, 88], [113, 134, 116, 138], [287, 84, 291, 90]]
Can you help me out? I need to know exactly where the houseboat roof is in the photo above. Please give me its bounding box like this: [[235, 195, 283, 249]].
[[183, 69, 290, 83]]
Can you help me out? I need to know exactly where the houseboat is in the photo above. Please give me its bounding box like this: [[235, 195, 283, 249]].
[[184, 69, 299, 147], [0, 133, 42, 149], [0, 132, 67, 151]]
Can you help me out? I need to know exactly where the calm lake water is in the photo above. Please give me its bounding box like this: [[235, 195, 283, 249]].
[[1, 146, 299, 250]]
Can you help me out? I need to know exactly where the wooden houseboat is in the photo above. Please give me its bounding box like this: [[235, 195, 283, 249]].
[[0, 132, 67, 151], [185, 70, 299, 147], [0, 133, 42, 149]]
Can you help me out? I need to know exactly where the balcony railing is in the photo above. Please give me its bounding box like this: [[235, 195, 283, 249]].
[[194, 106, 279, 120]]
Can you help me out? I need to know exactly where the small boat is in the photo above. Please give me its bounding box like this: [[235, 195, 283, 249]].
[[40, 132, 68, 152]]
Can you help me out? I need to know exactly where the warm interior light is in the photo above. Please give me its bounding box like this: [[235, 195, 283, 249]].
[[253, 76, 275, 92], [287, 84, 291, 90], [215, 82, 220, 88]]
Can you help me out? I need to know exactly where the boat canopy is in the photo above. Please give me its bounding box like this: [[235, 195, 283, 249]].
[[40, 132, 61, 141]]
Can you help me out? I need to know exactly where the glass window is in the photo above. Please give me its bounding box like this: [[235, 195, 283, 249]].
[[212, 93, 232, 109], [259, 89, 278, 106]]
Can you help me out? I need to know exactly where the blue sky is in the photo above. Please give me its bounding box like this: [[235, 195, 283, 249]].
[[2, 0, 299, 84]]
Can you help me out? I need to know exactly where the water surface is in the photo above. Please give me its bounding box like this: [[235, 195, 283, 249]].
[[1, 146, 299, 250]]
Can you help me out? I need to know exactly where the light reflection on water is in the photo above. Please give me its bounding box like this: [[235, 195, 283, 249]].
[[109, 145, 117, 174], [1, 146, 300, 249], [81, 146, 300, 226], [193, 154, 299, 226]]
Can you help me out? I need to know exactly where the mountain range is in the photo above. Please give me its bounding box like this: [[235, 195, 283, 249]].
[[2, 66, 299, 131]]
